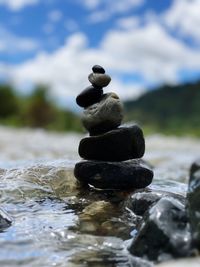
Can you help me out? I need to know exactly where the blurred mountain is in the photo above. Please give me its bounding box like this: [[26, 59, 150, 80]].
[[124, 81, 200, 136]]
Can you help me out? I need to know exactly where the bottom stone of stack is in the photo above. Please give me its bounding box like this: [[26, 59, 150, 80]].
[[74, 160, 153, 190]]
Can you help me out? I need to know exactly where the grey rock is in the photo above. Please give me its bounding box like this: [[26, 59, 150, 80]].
[[129, 197, 192, 262], [187, 159, 200, 248], [125, 189, 185, 216], [0, 208, 12, 230], [79, 125, 145, 161], [74, 160, 153, 190], [128, 255, 153, 267], [81, 93, 123, 136], [88, 73, 111, 87]]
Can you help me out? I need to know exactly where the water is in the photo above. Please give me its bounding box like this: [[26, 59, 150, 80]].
[[0, 126, 200, 267]]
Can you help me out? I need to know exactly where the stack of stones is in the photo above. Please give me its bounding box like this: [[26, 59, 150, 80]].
[[74, 65, 153, 190]]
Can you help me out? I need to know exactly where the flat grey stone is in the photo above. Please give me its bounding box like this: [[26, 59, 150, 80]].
[[81, 93, 123, 136]]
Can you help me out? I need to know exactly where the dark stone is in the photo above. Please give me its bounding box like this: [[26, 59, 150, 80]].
[[187, 159, 200, 248], [0, 208, 12, 231], [125, 189, 185, 216], [92, 65, 105, 74], [74, 160, 153, 190], [79, 126, 145, 161], [129, 197, 192, 262], [76, 86, 103, 108]]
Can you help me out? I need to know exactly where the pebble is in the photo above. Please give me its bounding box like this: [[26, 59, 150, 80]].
[[74, 160, 153, 190], [88, 73, 111, 87], [76, 85, 103, 108], [92, 65, 105, 74], [82, 93, 123, 135], [79, 125, 145, 161]]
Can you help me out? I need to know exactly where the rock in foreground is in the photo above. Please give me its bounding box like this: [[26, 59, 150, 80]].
[[125, 189, 185, 216], [129, 197, 191, 262], [74, 160, 153, 190], [187, 159, 200, 248]]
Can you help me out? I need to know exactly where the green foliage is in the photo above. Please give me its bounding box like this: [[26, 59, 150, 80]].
[[0, 85, 19, 118], [124, 81, 200, 137], [0, 83, 83, 132]]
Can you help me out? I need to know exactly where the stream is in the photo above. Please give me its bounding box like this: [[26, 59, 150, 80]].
[[0, 126, 200, 267]]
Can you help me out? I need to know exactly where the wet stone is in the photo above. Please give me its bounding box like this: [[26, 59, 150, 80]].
[[76, 85, 103, 108], [0, 208, 12, 230], [79, 125, 145, 161], [125, 189, 185, 216], [82, 93, 123, 136], [74, 160, 153, 190], [129, 197, 192, 262], [187, 159, 200, 248], [88, 73, 111, 87], [92, 65, 105, 74]]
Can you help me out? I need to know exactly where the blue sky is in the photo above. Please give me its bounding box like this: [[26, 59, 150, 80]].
[[0, 0, 200, 110]]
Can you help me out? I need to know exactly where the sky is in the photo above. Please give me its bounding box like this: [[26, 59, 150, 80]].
[[0, 0, 200, 110]]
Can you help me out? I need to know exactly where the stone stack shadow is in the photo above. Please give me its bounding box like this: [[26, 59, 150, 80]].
[[74, 65, 153, 190]]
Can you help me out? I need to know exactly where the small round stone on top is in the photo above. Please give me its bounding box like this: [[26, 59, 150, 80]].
[[92, 65, 105, 74]]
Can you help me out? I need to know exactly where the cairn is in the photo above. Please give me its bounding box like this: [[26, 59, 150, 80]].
[[74, 65, 153, 190]]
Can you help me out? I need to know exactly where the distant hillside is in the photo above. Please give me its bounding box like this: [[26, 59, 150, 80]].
[[124, 81, 200, 136]]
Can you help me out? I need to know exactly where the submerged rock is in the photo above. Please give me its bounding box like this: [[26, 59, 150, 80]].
[[74, 160, 153, 190], [129, 197, 191, 262], [81, 93, 123, 136], [79, 125, 145, 161], [187, 159, 200, 248], [0, 208, 12, 230]]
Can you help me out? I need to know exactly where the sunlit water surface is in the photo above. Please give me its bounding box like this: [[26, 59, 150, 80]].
[[0, 126, 200, 267]]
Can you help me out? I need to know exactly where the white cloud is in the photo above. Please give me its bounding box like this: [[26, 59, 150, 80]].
[[84, 0, 145, 23], [101, 23, 200, 83], [2, 21, 200, 109], [0, 0, 39, 11], [48, 9, 63, 22], [83, 0, 101, 9], [0, 27, 39, 53], [164, 0, 200, 42], [117, 16, 140, 29]]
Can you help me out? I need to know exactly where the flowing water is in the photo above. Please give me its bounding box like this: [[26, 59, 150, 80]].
[[0, 126, 200, 267]]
